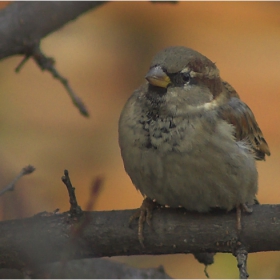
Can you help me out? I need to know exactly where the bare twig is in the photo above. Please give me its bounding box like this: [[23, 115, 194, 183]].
[[0, 165, 35, 196], [61, 169, 82, 217], [33, 46, 89, 117], [70, 176, 104, 239], [15, 44, 89, 117], [235, 248, 249, 279], [0, 2, 108, 118], [204, 265, 210, 279], [58, 175, 104, 278], [15, 56, 31, 72]]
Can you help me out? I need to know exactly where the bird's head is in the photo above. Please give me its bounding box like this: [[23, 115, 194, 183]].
[[145, 46, 223, 110]]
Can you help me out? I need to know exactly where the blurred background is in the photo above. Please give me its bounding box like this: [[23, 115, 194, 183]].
[[0, 1, 279, 278]]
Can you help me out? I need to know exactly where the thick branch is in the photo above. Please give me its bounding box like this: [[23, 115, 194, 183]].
[[0, 205, 279, 269], [0, 1, 106, 60]]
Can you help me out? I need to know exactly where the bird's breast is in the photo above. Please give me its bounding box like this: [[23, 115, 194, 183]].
[[138, 112, 216, 153], [119, 102, 257, 212]]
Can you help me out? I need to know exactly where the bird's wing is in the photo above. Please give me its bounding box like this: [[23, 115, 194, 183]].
[[218, 81, 270, 160]]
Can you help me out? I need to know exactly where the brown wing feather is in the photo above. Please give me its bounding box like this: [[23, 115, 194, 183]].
[[218, 81, 270, 160]]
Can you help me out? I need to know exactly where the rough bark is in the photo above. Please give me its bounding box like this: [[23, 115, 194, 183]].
[[0, 205, 279, 270]]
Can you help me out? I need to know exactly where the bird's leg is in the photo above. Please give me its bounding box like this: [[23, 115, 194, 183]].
[[129, 197, 158, 248], [236, 203, 253, 231]]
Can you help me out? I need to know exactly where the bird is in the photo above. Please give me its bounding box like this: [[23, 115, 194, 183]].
[[118, 46, 270, 247]]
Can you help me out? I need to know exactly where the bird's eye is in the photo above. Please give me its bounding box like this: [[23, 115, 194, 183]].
[[181, 72, 191, 83]]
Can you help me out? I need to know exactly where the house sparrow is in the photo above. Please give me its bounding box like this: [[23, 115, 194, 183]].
[[118, 46, 270, 246]]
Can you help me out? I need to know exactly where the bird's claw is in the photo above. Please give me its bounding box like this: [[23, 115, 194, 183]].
[[129, 197, 157, 248], [236, 203, 253, 231]]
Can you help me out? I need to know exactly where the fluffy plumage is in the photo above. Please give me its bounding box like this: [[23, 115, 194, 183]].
[[119, 46, 270, 213]]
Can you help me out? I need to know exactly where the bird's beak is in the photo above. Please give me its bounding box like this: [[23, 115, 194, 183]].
[[145, 66, 171, 88]]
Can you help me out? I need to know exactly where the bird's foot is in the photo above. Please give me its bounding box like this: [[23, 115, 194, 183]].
[[129, 197, 158, 248], [236, 203, 253, 231]]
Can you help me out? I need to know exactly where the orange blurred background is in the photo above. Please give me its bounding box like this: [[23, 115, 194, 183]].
[[0, 2, 279, 278]]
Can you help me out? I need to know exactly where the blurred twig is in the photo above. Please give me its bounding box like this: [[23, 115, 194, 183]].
[[85, 176, 104, 211], [0, 165, 35, 196], [71, 176, 104, 238], [15, 44, 89, 117]]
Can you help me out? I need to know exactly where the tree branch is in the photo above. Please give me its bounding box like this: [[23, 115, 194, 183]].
[[0, 2, 107, 116], [0, 1, 106, 60], [0, 205, 279, 270]]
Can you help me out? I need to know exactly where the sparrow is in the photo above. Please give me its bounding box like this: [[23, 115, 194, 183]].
[[118, 46, 270, 246]]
